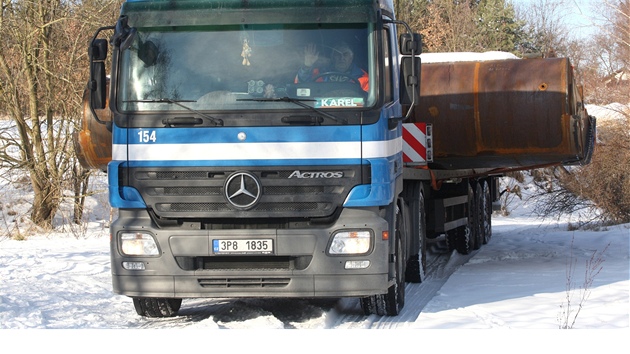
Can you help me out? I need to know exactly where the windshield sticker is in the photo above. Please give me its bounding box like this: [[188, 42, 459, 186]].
[[315, 97, 364, 108]]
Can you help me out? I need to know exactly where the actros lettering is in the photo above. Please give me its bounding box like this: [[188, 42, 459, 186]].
[[288, 170, 344, 179]]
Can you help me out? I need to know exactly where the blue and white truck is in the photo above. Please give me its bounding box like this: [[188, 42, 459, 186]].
[[76, 0, 595, 317]]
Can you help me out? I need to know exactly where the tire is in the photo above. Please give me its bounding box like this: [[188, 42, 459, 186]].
[[385, 233, 406, 315], [360, 201, 406, 316], [473, 181, 484, 250], [133, 298, 182, 317], [452, 224, 472, 255], [481, 180, 493, 244], [451, 183, 475, 255], [405, 182, 427, 283]]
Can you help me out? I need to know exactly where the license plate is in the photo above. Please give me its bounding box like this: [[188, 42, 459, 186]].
[[212, 239, 273, 254]]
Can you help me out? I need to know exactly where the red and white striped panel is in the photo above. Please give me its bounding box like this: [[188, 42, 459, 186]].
[[402, 123, 432, 164]]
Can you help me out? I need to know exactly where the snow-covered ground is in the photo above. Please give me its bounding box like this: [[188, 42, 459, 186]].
[[0, 169, 628, 348]]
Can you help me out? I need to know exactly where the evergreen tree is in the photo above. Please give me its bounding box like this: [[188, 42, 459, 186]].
[[396, 0, 524, 53], [475, 0, 524, 52]]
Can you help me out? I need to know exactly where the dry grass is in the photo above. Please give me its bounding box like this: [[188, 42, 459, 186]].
[[559, 116, 630, 225]]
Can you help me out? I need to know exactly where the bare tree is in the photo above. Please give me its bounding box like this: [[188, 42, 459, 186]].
[[394, 0, 427, 27], [407, 0, 523, 53], [589, 0, 629, 67], [0, 0, 121, 230], [513, 0, 575, 56], [411, 0, 483, 52], [577, 0, 630, 104]]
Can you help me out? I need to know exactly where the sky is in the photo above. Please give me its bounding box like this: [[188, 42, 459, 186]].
[[510, 0, 602, 39]]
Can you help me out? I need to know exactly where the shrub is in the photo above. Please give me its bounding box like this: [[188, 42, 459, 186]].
[[564, 118, 630, 224]]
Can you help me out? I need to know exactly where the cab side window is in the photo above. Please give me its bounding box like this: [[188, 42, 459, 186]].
[[382, 27, 393, 103]]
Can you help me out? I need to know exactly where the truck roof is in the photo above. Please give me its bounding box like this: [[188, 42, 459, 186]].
[[121, 0, 394, 25]]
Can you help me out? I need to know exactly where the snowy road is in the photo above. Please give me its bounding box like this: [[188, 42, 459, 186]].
[[1, 208, 627, 331], [0, 230, 470, 329], [123, 245, 469, 329]]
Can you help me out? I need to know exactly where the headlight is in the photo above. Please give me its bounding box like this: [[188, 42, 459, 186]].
[[120, 232, 159, 256], [329, 230, 371, 255]]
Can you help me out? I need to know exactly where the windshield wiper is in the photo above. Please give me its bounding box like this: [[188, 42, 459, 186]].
[[125, 98, 223, 126], [237, 96, 347, 124]]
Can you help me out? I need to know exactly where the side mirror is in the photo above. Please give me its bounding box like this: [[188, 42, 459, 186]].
[[400, 56, 420, 106], [89, 39, 108, 110], [398, 32, 421, 116], [399, 33, 422, 55], [90, 62, 107, 110], [86, 24, 116, 125], [89, 39, 108, 61]]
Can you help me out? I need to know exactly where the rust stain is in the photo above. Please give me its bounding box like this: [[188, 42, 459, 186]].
[[75, 87, 112, 171]]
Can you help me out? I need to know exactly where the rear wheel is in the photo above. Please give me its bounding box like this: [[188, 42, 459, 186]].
[[481, 180, 493, 244], [473, 181, 484, 250], [133, 298, 182, 317], [450, 183, 475, 255]]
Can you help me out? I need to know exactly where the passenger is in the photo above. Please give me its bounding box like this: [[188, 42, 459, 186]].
[[295, 42, 369, 91]]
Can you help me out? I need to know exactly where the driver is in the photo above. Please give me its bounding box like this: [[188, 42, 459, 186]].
[[294, 42, 369, 91]]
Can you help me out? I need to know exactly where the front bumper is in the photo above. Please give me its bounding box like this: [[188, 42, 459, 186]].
[[110, 208, 390, 298]]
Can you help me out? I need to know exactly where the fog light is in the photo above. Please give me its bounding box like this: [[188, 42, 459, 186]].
[[122, 261, 146, 270], [120, 232, 159, 256], [329, 230, 371, 255], [345, 260, 370, 269]]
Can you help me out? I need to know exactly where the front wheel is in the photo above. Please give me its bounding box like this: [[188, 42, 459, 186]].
[[133, 298, 182, 317], [360, 202, 406, 316], [405, 182, 426, 283], [360, 235, 405, 316]]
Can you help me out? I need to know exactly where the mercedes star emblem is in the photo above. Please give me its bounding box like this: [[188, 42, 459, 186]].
[[224, 171, 261, 210]]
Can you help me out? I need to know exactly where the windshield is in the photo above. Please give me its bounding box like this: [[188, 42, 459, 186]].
[[116, 23, 375, 113]]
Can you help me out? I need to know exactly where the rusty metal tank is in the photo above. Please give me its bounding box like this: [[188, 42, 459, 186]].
[[73, 86, 112, 171], [414, 57, 595, 170]]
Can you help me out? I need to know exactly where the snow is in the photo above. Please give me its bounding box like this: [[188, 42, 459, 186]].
[[1, 172, 628, 348], [420, 51, 520, 63], [586, 102, 629, 123], [1, 102, 628, 350]]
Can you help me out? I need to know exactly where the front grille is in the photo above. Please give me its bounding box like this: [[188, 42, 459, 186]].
[[155, 187, 221, 196], [198, 278, 290, 288], [155, 202, 321, 213], [125, 166, 366, 219], [202, 256, 291, 270], [175, 256, 312, 271]]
